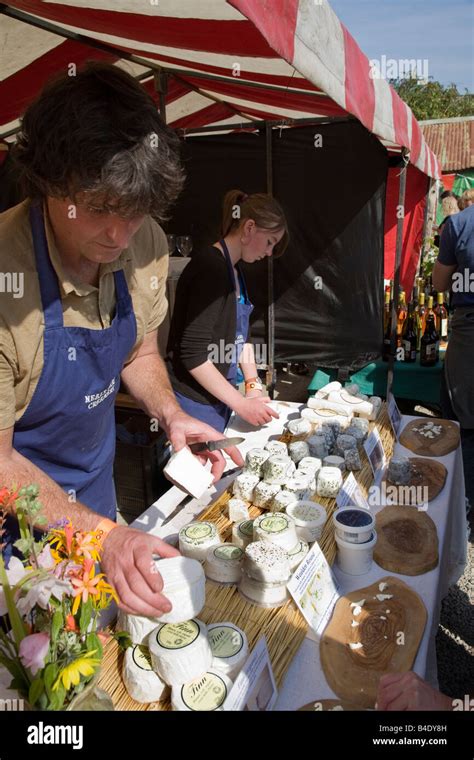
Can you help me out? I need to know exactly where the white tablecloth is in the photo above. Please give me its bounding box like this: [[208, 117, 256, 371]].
[[131, 403, 468, 711]]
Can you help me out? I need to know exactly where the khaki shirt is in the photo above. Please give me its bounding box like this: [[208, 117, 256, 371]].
[[0, 200, 169, 430]]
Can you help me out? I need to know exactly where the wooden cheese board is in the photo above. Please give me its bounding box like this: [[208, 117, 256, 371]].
[[320, 577, 427, 709], [399, 418, 460, 457], [382, 457, 447, 505], [374, 506, 439, 575]]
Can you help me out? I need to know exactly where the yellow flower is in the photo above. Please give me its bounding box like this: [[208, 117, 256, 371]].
[[53, 651, 101, 692]]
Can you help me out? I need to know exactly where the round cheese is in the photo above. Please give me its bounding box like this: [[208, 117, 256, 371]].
[[232, 519, 255, 549], [307, 434, 329, 460], [288, 440, 310, 463], [204, 543, 244, 585], [264, 440, 288, 456], [316, 466, 343, 498], [148, 619, 212, 687], [263, 455, 295, 485], [323, 455, 346, 471], [253, 480, 281, 508], [253, 512, 298, 551], [171, 669, 232, 711], [270, 489, 298, 512], [239, 572, 290, 608], [208, 622, 249, 679], [154, 556, 206, 624], [288, 540, 309, 571], [117, 610, 159, 645], [335, 434, 357, 458], [298, 457, 322, 477], [286, 501, 327, 543], [122, 644, 168, 703], [245, 447, 271, 477], [243, 541, 291, 584], [179, 521, 221, 562], [232, 471, 260, 501], [284, 474, 314, 500], [287, 417, 313, 436]]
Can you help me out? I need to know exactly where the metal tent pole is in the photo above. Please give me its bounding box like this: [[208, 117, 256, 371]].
[[419, 177, 435, 275], [265, 122, 276, 398], [386, 149, 409, 400]]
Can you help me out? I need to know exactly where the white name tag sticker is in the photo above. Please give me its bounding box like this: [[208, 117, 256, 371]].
[[364, 427, 386, 477]]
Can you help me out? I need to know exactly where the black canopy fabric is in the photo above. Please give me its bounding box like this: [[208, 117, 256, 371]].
[[168, 121, 388, 371]]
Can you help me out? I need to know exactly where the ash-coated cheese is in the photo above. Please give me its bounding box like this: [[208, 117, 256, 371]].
[[335, 434, 357, 457], [344, 425, 367, 446], [307, 434, 329, 460], [288, 440, 310, 463], [122, 644, 168, 703], [316, 466, 343, 498], [148, 619, 212, 687], [179, 521, 221, 562], [344, 447, 362, 471], [323, 455, 346, 471], [387, 456, 411, 485]]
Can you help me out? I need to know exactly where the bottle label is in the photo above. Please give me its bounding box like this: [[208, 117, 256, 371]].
[[441, 319, 448, 338], [208, 625, 244, 658], [425, 343, 435, 356]]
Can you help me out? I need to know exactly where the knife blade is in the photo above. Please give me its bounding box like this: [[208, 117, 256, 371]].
[[188, 437, 245, 454]]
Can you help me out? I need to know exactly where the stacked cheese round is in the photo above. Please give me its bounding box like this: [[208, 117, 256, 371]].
[[204, 544, 244, 585], [286, 501, 327, 543], [154, 556, 206, 624], [208, 621, 249, 679], [232, 518, 255, 548], [253, 512, 298, 551], [178, 521, 221, 562], [171, 669, 233, 711], [117, 610, 160, 645], [122, 644, 168, 703], [239, 542, 291, 608], [148, 619, 212, 686]]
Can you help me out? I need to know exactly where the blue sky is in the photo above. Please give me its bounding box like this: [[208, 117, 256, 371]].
[[330, 0, 474, 92]]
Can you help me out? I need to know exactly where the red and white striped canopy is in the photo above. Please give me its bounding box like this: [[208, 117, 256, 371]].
[[0, 0, 441, 179]]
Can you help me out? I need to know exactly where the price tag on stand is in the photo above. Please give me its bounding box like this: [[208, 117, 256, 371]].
[[387, 393, 402, 439], [364, 426, 386, 477], [336, 472, 369, 510], [287, 542, 339, 638]]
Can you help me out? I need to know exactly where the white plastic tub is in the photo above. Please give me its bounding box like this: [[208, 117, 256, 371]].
[[335, 530, 377, 575], [332, 508, 375, 544]]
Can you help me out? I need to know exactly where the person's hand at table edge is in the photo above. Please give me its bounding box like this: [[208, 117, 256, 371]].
[[234, 395, 280, 427], [100, 524, 180, 617], [376, 672, 453, 711]]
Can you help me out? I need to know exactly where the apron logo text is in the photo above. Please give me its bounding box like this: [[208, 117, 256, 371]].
[[84, 378, 116, 409]]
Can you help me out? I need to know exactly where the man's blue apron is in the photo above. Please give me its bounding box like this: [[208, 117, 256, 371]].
[[175, 239, 254, 433], [3, 203, 137, 562]]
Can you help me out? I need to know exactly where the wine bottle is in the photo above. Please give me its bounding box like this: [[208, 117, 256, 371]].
[[420, 314, 440, 367], [434, 292, 449, 340], [396, 291, 407, 348], [402, 306, 417, 363], [415, 292, 426, 352]]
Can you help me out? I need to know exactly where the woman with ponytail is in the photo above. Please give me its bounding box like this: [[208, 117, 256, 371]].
[[166, 190, 289, 431]]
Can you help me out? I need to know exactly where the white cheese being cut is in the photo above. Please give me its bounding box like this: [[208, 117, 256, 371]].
[[263, 455, 295, 485], [148, 619, 212, 686], [232, 471, 260, 501], [253, 512, 298, 551], [154, 556, 206, 624], [178, 521, 221, 562], [314, 381, 342, 399], [288, 540, 309, 571], [232, 519, 255, 548], [288, 440, 310, 463], [122, 644, 168, 703], [171, 669, 232, 711], [270, 489, 297, 512], [244, 447, 270, 477], [208, 622, 249, 679], [227, 498, 250, 523], [287, 417, 313, 436], [264, 440, 288, 456], [117, 610, 160, 645], [243, 540, 291, 584], [163, 447, 214, 498], [286, 501, 327, 543], [316, 466, 343, 498], [204, 543, 244, 585], [253, 480, 281, 509]]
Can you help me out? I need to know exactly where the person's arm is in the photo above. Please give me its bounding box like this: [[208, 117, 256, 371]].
[[376, 672, 452, 711], [0, 425, 180, 617], [121, 329, 244, 478], [189, 360, 278, 426], [432, 261, 456, 293], [239, 342, 265, 399], [433, 217, 458, 292]]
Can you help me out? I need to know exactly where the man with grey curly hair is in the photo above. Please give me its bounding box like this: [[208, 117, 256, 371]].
[[0, 62, 243, 617]]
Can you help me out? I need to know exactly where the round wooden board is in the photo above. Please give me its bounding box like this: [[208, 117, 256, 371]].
[[399, 418, 460, 457], [382, 457, 447, 505], [374, 506, 439, 575], [298, 699, 361, 711], [320, 577, 427, 709]]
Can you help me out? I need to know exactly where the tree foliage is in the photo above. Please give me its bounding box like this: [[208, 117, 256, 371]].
[[390, 77, 474, 121]]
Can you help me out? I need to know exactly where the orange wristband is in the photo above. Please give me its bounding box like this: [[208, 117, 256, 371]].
[[94, 517, 118, 546]]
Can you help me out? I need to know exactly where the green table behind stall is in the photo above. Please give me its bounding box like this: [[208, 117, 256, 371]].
[[308, 354, 445, 405]]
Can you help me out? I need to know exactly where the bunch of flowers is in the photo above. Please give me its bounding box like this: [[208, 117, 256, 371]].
[[0, 484, 126, 710]]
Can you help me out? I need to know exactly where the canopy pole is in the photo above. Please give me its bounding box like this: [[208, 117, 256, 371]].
[[265, 122, 276, 399], [154, 71, 168, 124], [386, 148, 409, 400], [419, 177, 435, 275]]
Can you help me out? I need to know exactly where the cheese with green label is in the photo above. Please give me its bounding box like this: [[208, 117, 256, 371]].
[[148, 619, 212, 686], [171, 669, 233, 711], [208, 621, 249, 679], [178, 521, 221, 562], [204, 543, 244, 584], [253, 512, 298, 551], [232, 518, 255, 548], [122, 644, 167, 703]]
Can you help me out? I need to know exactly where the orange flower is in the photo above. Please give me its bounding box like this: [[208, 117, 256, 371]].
[[70, 558, 101, 615], [73, 531, 100, 561], [65, 614, 79, 633], [0, 487, 19, 511]]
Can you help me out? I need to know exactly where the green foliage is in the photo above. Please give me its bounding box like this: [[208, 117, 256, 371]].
[[391, 77, 474, 121]]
